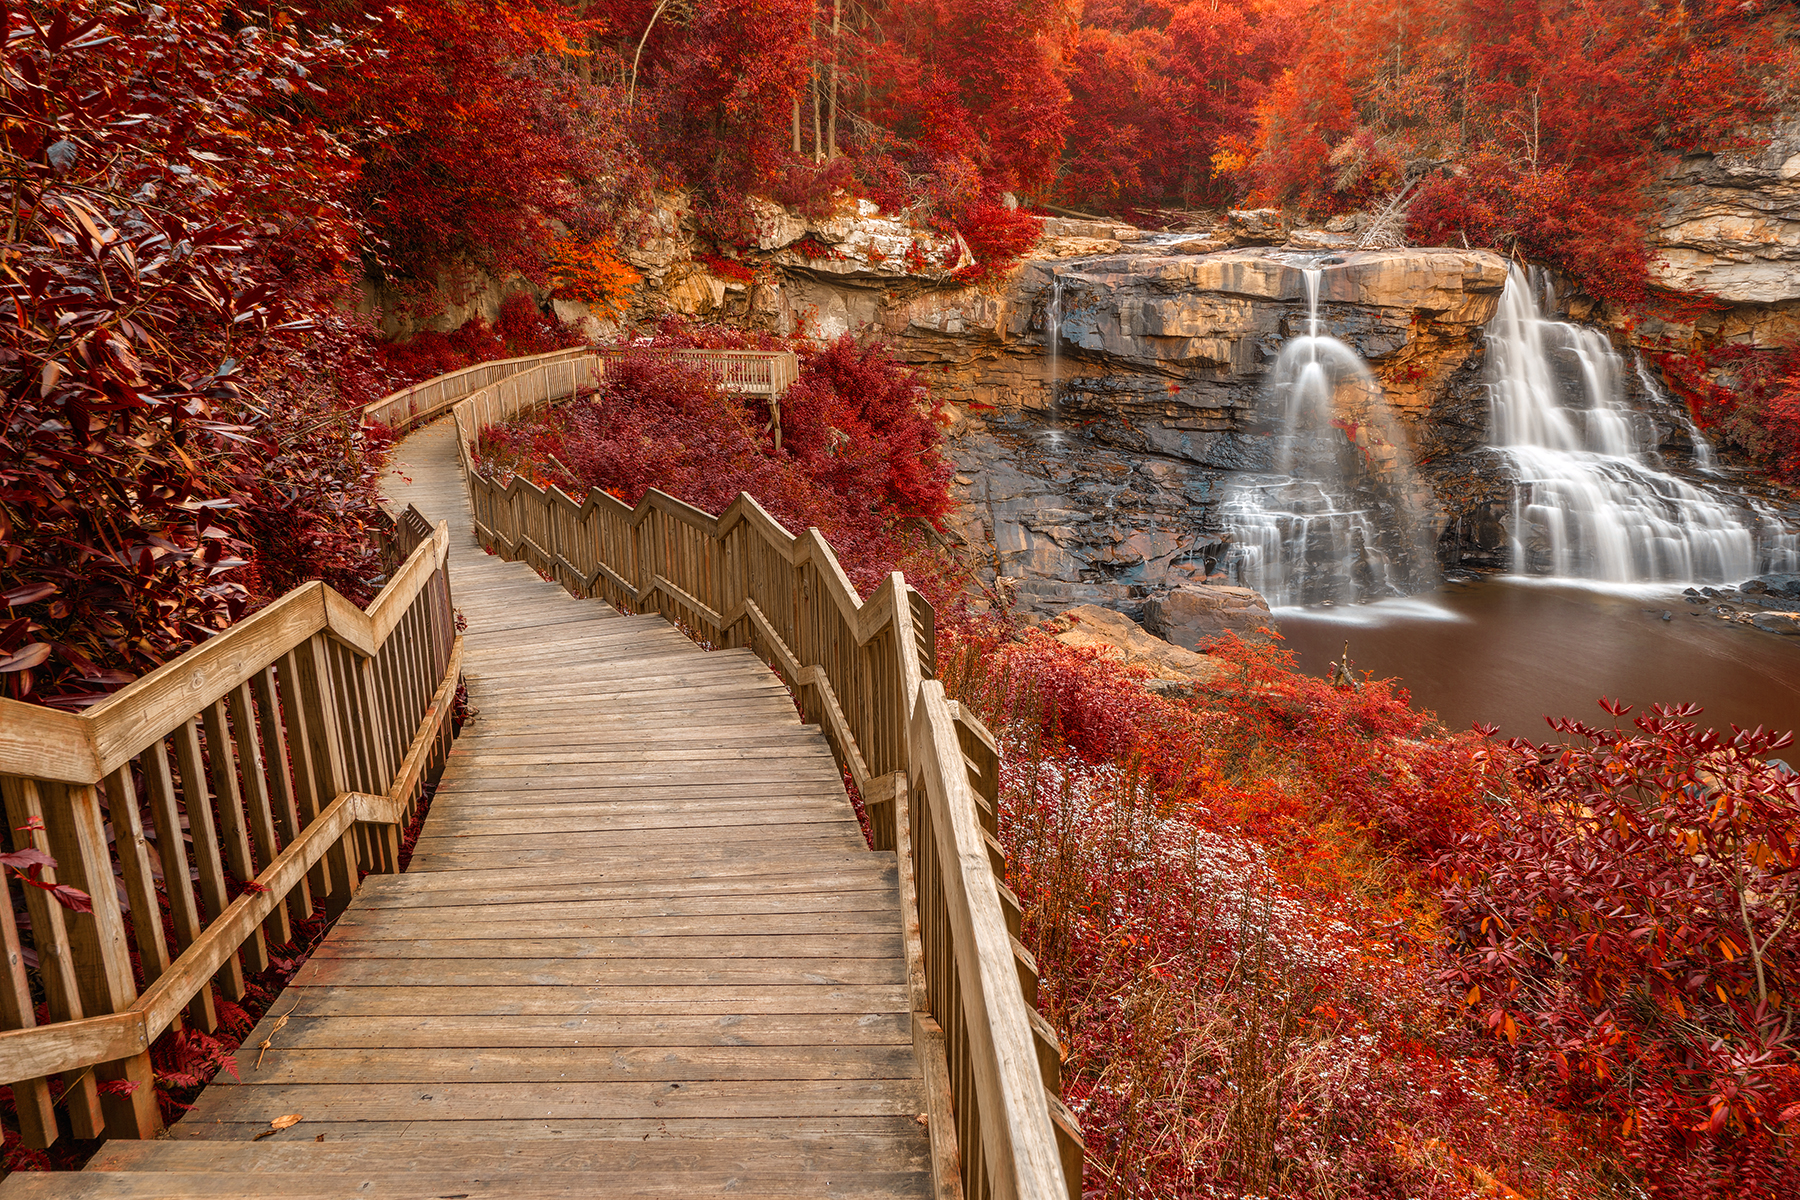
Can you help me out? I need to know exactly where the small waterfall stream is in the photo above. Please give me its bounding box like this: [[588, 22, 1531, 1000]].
[[1044, 272, 1063, 447], [1489, 266, 1791, 583], [1225, 266, 1434, 606]]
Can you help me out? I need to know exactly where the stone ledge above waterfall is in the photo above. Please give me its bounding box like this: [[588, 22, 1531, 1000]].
[[895, 246, 1508, 423]]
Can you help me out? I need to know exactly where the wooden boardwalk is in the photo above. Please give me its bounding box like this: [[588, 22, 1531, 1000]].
[[6, 417, 933, 1197]]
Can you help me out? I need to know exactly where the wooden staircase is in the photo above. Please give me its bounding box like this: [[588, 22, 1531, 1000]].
[[0, 350, 1079, 1200]]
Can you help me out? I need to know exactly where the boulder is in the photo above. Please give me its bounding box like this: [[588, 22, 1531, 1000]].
[[1224, 208, 1289, 246], [1751, 611, 1800, 636], [1041, 605, 1229, 684], [1143, 585, 1278, 649]]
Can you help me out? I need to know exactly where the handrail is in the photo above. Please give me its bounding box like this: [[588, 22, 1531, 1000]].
[[0, 513, 463, 1148], [362, 344, 799, 435], [450, 353, 1083, 1200]]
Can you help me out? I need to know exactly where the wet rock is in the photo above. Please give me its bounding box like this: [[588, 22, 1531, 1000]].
[[1143, 584, 1278, 649], [1040, 605, 1229, 683], [1751, 611, 1800, 635]]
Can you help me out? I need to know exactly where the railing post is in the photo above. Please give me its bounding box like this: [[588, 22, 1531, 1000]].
[[41, 781, 162, 1138], [0, 777, 105, 1138]]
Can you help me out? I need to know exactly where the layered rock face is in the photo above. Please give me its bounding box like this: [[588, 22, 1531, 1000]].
[[903, 244, 1507, 613], [1648, 116, 1800, 305]]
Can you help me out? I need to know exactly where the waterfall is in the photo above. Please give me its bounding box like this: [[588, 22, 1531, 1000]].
[[1487, 265, 1788, 583], [1044, 273, 1063, 447], [1225, 266, 1435, 606], [1634, 354, 1718, 472]]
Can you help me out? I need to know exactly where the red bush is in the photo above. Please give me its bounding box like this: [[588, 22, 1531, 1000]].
[[477, 334, 957, 598], [1408, 154, 1651, 306], [1436, 702, 1800, 1196]]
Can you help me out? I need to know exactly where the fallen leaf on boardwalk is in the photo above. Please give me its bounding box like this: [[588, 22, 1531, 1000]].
[[256, 1002, 300, 1069], [252, 1114, 304, 1140], [916, 1113, 929, 1127]]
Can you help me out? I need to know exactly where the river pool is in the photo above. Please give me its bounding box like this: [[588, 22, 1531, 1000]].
[[1274, 577, 1800, 741]]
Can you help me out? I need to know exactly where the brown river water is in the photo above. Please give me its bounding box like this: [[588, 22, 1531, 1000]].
[[1275, 578, 1800, 742]]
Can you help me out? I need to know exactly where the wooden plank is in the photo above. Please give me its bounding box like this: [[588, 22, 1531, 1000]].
[[344, 892, 898, 921], [160, 1114, 930, 1143], [0, 1170, 930, 1199], [277, 983, 910, 1018], [89, 1132, 929, 1174], [290, 957, 905, 988], [227, 1044, 923, 1085], [304, 932, 902, 958], [179, 1077, 928, 1121], [231, 1012, 912, 1050]]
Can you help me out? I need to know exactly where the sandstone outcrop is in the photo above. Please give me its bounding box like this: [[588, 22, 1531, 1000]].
[[1648, 115, 1800, 305], [1142, 585, 1277, 648], [1040, 604, 1230, 684]]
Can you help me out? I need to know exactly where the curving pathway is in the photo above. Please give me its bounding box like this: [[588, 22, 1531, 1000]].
[[5, 416, 932, 1198]]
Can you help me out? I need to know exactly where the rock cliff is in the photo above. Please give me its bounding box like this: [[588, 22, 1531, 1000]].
[[368, 176, 1797, 622], [1648, 115, 1800, 306], [895, 242, 1508, 613]]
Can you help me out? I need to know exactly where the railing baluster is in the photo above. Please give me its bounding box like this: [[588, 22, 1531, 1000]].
[[173, 717, 247, 1000], [202, 702, 269, 975], [0, 869, 57, 1147], [141, 739, 218, 1032], [228, 684, 292, 947]]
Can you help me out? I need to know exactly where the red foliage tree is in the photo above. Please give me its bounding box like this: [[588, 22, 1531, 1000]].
[[1248, 0, 1797, 301], [321, 0, 642, 297], [854, 0, 1073, 202]]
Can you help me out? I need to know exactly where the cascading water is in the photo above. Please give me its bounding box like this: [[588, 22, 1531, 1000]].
[[1044, 273, 1064, 448], [1488, 265, 1792, 583], [1635, 355, 1718, 472], [1225, 266, 1436, 606]]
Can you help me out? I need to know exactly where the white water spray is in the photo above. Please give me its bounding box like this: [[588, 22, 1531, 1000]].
[[1487, 265, 1791, 583], [1226, 266, 1435, 606], [1044, 273, 1064, 448]]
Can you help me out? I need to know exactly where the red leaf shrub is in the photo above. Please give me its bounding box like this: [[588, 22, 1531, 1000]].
[[0, 2, 393, 707], [1408, 154, 1651, 307], [476, 334, 957, 598], [1436, 704, 1800, 1196], [1657, 341, 1800, 487], [942, 624, 1609, 1196]]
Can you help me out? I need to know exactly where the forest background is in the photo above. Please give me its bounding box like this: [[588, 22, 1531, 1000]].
[[6, 0, 1800, 1196]]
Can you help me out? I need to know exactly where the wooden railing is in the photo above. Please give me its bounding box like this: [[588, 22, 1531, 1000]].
[[0, 513, 463, 1147], [362, 345, 798, 435], [452, 355, 1083, 1200], [594, 346, 801, 396]]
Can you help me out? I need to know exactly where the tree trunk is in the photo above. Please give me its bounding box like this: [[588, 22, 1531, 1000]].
[[826, 0, 841, 158]]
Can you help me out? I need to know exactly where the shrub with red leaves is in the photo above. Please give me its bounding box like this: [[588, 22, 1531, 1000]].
[[941, 624, 1608, 1197], [478, 334, 957, 598], [0, 2, 393, 708], [1436, 701, 1800, 1197], [1408, 153, 1652, 307]]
